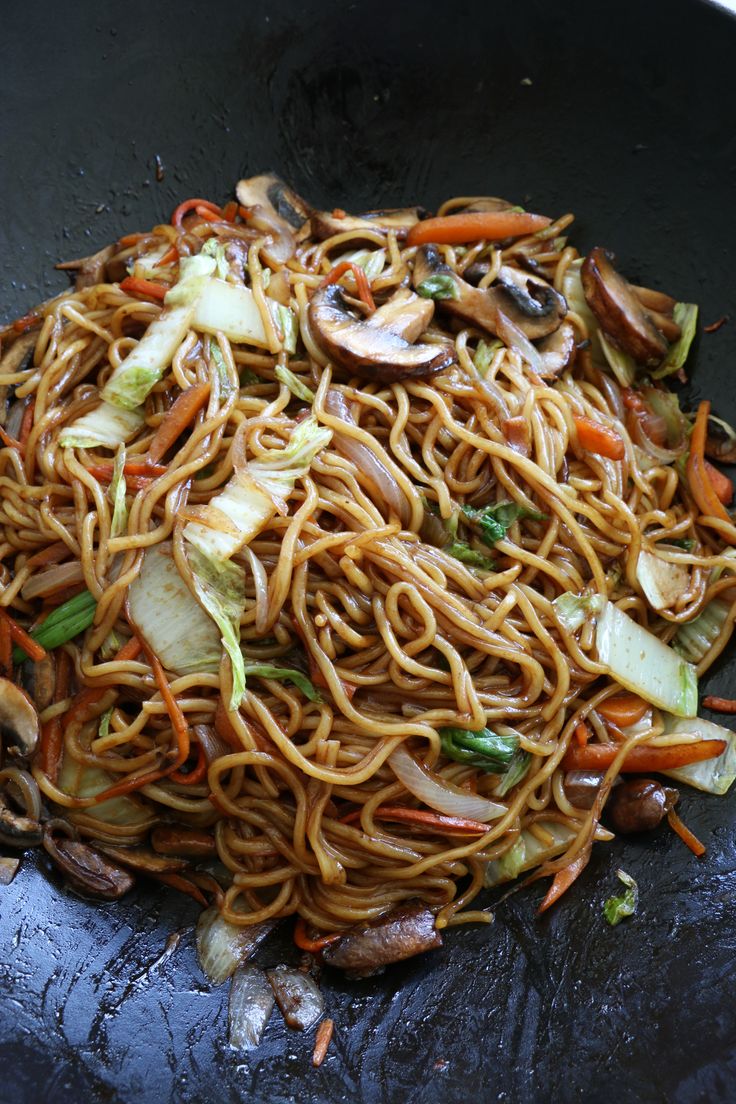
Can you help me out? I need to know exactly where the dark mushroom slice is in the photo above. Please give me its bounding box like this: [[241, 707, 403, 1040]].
[[236, 173, 311, 265], [310, 206, 427, 242], [537, 320, 576, 378], [412, 246, 566, 341], [98, 844, 189, 874], [43, 825, 135, 900], [20, 652, 56, 713], [365, 287, 434, 342], [56, 243, 118, 290], [0, 679, 39, 756], [322, 902, 442, 978], [705, 415, 736, 464], [581, 247, 670, 366], [308, 284, 455, 382], [151, 825, 217, 857], [0, 330, 37, 381]]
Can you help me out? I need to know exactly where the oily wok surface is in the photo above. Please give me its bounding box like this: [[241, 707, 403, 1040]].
[[1, 1, 736, 1101]]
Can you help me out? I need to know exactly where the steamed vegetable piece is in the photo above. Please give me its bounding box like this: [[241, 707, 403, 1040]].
[[183, 415, 332, 561], [484, 821, 578, 886], [661, 714, 736, 794], [102, 255, 216, 409], [390, 743, 507, 822], [196, 907, 274, 985], [59, 401, 145, 449], [603, 869, 638, 926], [674, 598, 731, 663], [187, 545, 246, 708], [192, 278, 271, 348]]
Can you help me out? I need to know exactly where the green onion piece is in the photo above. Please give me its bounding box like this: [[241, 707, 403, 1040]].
[[603, 869, 638, 926], [439, 726, 518, 773], [416, 274, 460, 301], [496, 748, 532, 796], [473, 339, 503, 377], [462, 501, 546, 546], [446, 541, 496, 571], [241, 664, 322, 702], [12, 589, 97, 662]]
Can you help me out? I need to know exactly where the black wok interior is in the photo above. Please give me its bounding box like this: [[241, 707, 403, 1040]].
[[2, 1, 736, 1101]]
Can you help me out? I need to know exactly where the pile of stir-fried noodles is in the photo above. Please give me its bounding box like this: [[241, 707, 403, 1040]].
[[1, 175, 735, 978]]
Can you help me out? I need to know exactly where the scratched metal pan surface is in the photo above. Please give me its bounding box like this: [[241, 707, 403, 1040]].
[[1, 0, 736, 1101]]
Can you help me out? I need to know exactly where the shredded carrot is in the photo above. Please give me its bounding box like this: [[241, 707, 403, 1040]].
[[702, 695, 736, 713], [143, 644, 190, 769], [687, 401, 731, 524], [11, 312, 39, 335], [332, 208, 347, 219], [596, 693, 649, 728], [573, 415, 625, 461], [119, 276, 169, 303], [537, 853, 589, 913], [0, 615, 11, 676], [341, 804, 491, 835], [312, 1018, 335, 1068], [154, 245, 178, 268], [320, 260, 376, 312], [214, 699, 242, 749], [562, 739, 725, 773], [221, 200, 238, 222], [0, 608, 47, 662], [0, 425, 22, 452], [153, 871, 209, 907], [704, 460, 733, 506], [406, 210, 552, 248], [118, 232, 145, 247], [667, 808, 706, 857], [171, 198, 223, 228], [147, 382, 210, 465], [293, 916, 342, 953], [85, 460, 168, 492], [704, 316, 728, 334], [575, 722, 591, 747], [19, 400, 35, 452], [195, 205, 222, 222], [38, 649, 72, 782], [170, 737, 207, 786]]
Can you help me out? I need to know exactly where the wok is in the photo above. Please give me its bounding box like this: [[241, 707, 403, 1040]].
[[1, 1, 736, 1101]]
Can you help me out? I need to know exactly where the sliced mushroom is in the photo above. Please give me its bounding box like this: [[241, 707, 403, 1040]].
[[322, 902, 442, 977], [581, 248, 670, 366], [705, 415, 736, 464], [0, 330, 37, 382], [43, 826, 135, 900], [412, 246, 566, 342], [310, 207, 426, 242], [151, 825, 217, 858], [631, 284, 677, 315], [366, 288, 434, 342], [537, 320, 576, 378], [308, 284, 454, 382], [0, 795, 42, 848], [20, 652, 56, 712], [0, 680, 39, 756], [98, 844, 189, 874], [56, 244, 117, 289], [236, 174, 311, 265]]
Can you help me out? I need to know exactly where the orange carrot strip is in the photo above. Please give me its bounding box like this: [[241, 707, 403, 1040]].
[[154, 871, 209, 907], [573, 415, 625, 461], [293, 916, 342, 953], [342, 804, 491, 835], [221, 201, 238, 222], [0, 608, 46, 661], [119, 276, 169, 302], [19, 400, 35, 452], [170, 737, 207, 786], [596, 693, 649, 727], [537, 853, 589, 914], [575, 722, 591, 747], [407, 210, 552, 248], [0, 425, 22, 451], [562, 739, 726, 773], [11, 312, 39, 335], [38, 650, 72, 782], [667, 808, 706, 857], [171, 198, 223, 228], [118, 232, 145, 247], [320, 260, 376, 312], [143, 644, 190, 769], [0, 616, 11, 676], [312, 1018, 335, 1068], [687, 401, 731, 524], [154, 245, 178, 268], [214, 699, 242, 749], [147, 382, 210, 464], [702, 695, 736, 713], [704, 460, 733, 506]]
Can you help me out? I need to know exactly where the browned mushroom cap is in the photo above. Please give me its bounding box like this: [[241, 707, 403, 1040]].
[[581, 248, 669, 366], [56, 243, 119, 289], [412, 246, 566, 341], [43, 825, 135, 900], [236, 173, 311, 265], [0, 680, 39, 756], [537, 320, 577, 378], [98, 844, 189, 874], [308, 284, 455, 382], [310, 207, 426, 242], [322, 902, 442, 977], [365, 287, 434, 342]]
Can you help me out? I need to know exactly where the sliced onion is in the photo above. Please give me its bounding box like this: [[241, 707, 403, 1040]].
[[193, 723, 230, 765], [21, 561, 85, 600], [229, 965, 275, 1049], [196, 906, 274, 985], [496, 310, 544, 374], [323, 388, 411, 527], [389, 744, 507, 823], [628, 414, 685, 465], [267, 965, 324, 1031], [0, 767, 41, 820]]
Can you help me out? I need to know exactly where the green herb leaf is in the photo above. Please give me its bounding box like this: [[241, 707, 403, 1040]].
[[98, 708, 113, 742], [439, 726, 519, 773], [239, 368, 260, 386], [652, 303, 699, 380], [446, 540, 495, 571], [603, 868, 638, 926], [12, 589, 97, 662], [666, 538, 695, 551], [241, 663, 322, 702], [473, 339, 503, 377], [273, 304, 298, 355], [496, 748, 532, 796], [416, 275, 460, 301], [462, 501, 546, 545]]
